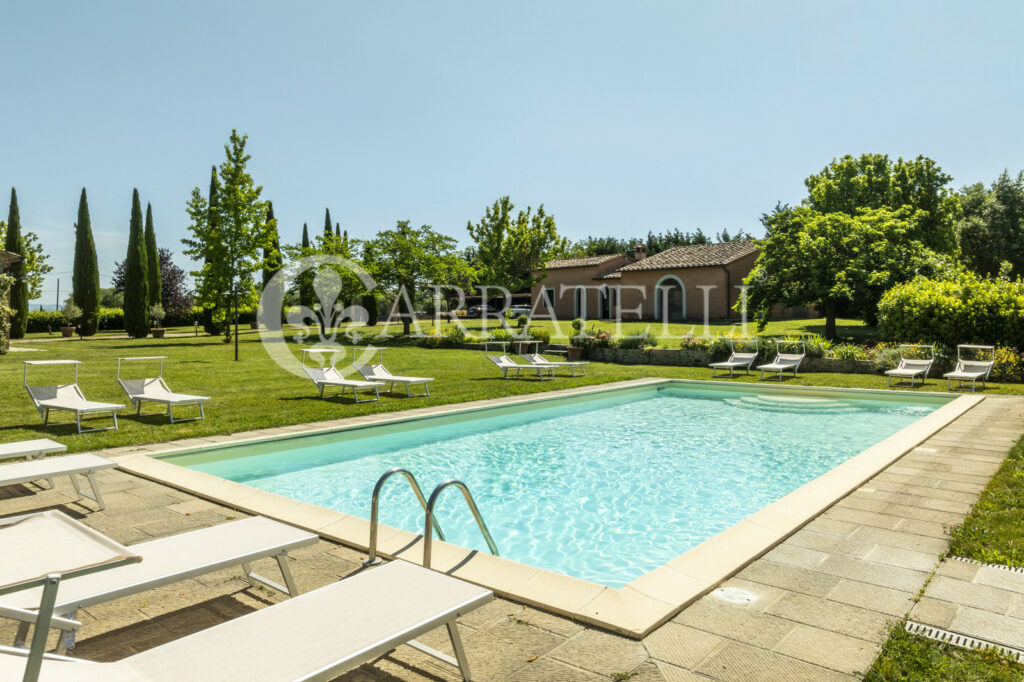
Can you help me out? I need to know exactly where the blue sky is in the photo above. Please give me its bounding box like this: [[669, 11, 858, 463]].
[[2, 1, 1022, 306]]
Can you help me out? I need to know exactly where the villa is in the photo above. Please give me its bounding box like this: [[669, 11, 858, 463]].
[[531, 241, 758, 321]]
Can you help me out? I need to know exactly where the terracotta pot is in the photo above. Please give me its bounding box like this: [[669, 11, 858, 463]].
[[566, 346, 583, 361], [60, 326, 75, 338], [151, 328, 166, 338], [249, 321, 259, 329]]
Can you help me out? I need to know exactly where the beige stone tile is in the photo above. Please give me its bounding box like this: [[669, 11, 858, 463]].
[[514, 571, 605, 617], [505, 657, 605, 681], [737, 560, 842, 598], [814, 555, 928, 593], [654, 661, 712, 681], [575, 587, 675, 638], [849, 526, 949, 555], [826, 580, 915, 618], [786, 529, 875, 559], [547, 628, 648, 677], [668, 520, 783, 584], [892, 518, 951, 539], [695, 640, 856, 682], [972, 564, 1024, 592], [950, 605, 1024, 650], [766, 593, 890, 643], [446, 551, 540, 597], [936, 557, 981, 582], [643, 621, 725, 669], [773, 624, 880, 675], [673, 597, 796, 649], [763, 544, 828, 570], [909, 598, 959, 629], [629, 565, 708, 606], [924, 575, 1015, 614], [865, 545, 941, 573]]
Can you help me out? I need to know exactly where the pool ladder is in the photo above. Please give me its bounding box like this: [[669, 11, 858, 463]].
[[364, 467, 499, 569]]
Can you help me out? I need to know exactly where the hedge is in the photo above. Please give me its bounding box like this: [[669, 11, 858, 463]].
[[878, 271, 1024, 349]]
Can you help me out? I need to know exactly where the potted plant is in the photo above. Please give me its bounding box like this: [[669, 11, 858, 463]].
[[61, 303, 82, 338], [567, 317, 585, 361], [150, 304, 167, 338]]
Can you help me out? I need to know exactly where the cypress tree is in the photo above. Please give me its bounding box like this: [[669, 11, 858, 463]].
[[202, 166, 219, 334], [262, 201, 281, 289], [72, 188, 100, 335], [144, 203, 161, 309], [123, 189, 150, 337], [299, 223, 314, 309], [335, 222, 340, 238], [4, 188, 28, 338], [324, 208, 333, 241]]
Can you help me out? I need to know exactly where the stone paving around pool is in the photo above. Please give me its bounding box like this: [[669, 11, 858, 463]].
[[1, 394, 1022, 681]]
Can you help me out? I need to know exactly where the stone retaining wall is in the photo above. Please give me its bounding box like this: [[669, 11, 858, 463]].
[[582, 346, 878, 374]]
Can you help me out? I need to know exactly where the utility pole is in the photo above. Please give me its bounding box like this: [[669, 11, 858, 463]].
[[55, 278, 59, 311]]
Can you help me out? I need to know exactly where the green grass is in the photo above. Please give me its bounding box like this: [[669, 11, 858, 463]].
[[3, 327, 1020, 454], [948, 435, 1024, 567], [348, 317, 878, 343], [864, 624, 1024, 681]]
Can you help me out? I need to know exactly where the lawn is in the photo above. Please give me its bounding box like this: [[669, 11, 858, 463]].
[[3, 328, 1022, 454], [948, 434, 1024, 566], [865, 624, 1024, 681]]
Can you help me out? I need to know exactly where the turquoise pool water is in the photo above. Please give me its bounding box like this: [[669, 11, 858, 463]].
[[166, 384, 948, 587]]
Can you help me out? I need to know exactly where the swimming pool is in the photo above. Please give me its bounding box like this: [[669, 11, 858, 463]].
[[163, 382, 951, 588]]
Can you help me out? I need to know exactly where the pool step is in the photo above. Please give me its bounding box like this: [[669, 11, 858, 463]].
[[725, 394, 860, 414]]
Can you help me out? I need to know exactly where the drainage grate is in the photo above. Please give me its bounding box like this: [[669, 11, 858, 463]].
[[904, 621, 1024, 663], [951, 556, 1024, 575]]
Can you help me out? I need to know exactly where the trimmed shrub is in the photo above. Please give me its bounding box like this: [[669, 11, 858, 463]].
[[879, 270, 1024, 348], [618, 332, 657, 349], [829, 343, 869, 361], [527, 326, 551, 345]]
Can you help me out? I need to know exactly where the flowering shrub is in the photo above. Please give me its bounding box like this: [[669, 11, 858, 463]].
[[618, 331, 657, 349], [992, 347, 1024, 383]]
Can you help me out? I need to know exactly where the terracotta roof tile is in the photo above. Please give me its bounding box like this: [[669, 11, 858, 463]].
[[543, 254, 622, 270], [616, 241, 756, 272]]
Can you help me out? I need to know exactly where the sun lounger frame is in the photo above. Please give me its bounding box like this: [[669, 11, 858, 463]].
[[885, 344, 934, 388], [516, 339, 587, 377], [115, 357, 211, 423], [485, 342, 555, 380], [944, 344, 996, 392], [757, 339, 806, 381], [302, 348, 383, 402], [354, 347, 434, 397], [0, 453, 115, 511], [709, 338, 758, 378], [23, 361, 123, 434]]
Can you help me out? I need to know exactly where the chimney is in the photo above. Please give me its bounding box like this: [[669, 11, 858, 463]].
[[633, 243, 647, 260]]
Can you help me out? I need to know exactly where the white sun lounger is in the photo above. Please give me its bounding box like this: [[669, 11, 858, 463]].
[[0, 515, 317, 653], [485, 342, 555, 380], [355, 347, 434, 397], [302, 348, 383, 403], [0, 440, 67, 487], [520, 352, 587, 377], [23, 361, 124, 434], [944, 344, 996, 392], [116, 357, 211, 423], [757, 341, 806, 381], [0, 560, 492, 682], [709, 339, 759, 378], [0, 453, 115, 511], [885, 345, 934, 388]]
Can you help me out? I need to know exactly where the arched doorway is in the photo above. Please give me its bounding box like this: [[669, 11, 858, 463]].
[[654, 275, 686, 321], [573, 286, 586, 319], [598, 285, 612, 319]]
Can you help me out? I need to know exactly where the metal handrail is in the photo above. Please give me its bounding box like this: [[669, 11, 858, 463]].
[[364, 468, 444, 566], [423, 479, 499, 569]]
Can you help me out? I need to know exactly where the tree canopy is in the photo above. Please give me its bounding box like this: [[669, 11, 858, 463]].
[[744, 205, 935, 339], [956, 170, 1024, 277], [364, 220, 474, 334], [466, 196, 568, 292], [803, 153, 959, 254]]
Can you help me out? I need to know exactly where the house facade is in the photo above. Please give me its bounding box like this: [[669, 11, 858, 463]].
[[531, 241, 759, 321]]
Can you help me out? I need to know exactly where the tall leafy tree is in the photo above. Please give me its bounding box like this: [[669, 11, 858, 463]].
[[745, 205, 934, 339], [364, 220, 475, 335], [4, 189, 28, 338], [804, 153, 959, 253], [0, 223, 51, 313], [262, 201, 282, 289], [111, 248, 193, 318], [123, 189, 150, 337], [144, 203, 161, 309], [957, 170, 1024, 277], [466, 196, 568, 292], [72, 189, 100, 335], [183, 130, 270, 355]]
